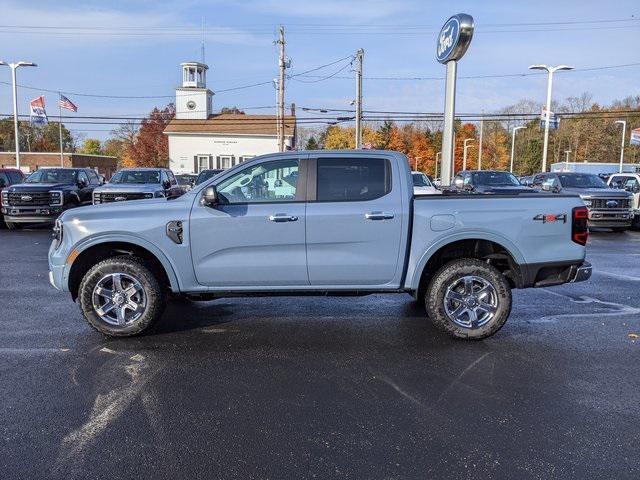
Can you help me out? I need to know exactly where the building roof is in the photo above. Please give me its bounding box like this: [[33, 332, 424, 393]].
[[164, 113, 296, 136]]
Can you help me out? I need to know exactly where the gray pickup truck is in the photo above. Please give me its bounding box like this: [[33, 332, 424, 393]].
[[92, 168, 185, 205], [533, 172, 633, 231], [49, 150, 591, 340]]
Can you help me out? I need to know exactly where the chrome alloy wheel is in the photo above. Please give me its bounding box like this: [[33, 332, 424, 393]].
[[443, 275, 498, 329], [92, 273, 147, 326]]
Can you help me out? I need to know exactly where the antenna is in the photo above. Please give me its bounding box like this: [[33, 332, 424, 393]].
[[201, 17, 205, 64]]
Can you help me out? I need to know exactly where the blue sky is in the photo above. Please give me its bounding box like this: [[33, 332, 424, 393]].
[[0, 0, 639, 140]]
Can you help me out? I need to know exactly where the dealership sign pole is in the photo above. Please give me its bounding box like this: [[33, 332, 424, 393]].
[[436, 14, 474, 186]]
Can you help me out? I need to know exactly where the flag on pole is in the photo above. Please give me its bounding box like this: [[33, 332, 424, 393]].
[[58, 94, 78, 112], [29, 96, 48, 126]]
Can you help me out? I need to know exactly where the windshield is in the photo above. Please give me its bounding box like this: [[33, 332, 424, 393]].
[[109, 170, 160, 184], [472, 171, 521, 186], [412, 173, 432, 187], [175, 174, 196, 185], [558, 174, 606, 189], [26, 169, 77, 184], [196, 169, 223, 185]]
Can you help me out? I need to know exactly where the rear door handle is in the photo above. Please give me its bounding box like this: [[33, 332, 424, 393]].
[[269, 214, 298, 222], [365, 211, 394, 220]]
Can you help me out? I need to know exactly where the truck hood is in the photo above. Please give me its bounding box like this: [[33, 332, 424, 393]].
[[5, 183, 76, 192], [477, 186, 533, 194], [94, 184, 161, 193], [563, 187, 631, 198]]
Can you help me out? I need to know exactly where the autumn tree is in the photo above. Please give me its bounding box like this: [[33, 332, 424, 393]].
[[127, 104, 175, 168]]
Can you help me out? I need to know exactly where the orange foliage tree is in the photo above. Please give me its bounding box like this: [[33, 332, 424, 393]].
[[126, 104, 175, 168]]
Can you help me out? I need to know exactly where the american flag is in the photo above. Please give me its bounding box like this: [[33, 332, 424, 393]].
[[59, 94, 77, 112]]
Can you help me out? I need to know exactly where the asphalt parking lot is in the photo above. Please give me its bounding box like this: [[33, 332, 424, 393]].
[[1, 228, 640, 479]]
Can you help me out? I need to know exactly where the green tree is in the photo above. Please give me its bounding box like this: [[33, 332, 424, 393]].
[[78, 138, 102, 155], [305, 136, 319, 150]]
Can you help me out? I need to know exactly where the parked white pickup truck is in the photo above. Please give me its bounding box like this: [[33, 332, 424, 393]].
[[49, 150, 591, 340]]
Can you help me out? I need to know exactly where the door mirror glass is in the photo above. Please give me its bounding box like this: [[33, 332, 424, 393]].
[[201, 186, 218, 207], [163, 180, 171, 189], [78, 178, 88, 188]]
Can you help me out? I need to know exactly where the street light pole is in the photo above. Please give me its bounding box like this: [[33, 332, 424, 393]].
[[463, 139, 474, 171], [0, 60, 37, 170], [510, 126, 526, 173], [615, 120, 627, 173], [435, 151, 441, 179], [528, 64, 574, 172]]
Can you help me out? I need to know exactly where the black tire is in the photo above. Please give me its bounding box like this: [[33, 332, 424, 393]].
[[78, 255, 166, 337], [5, 222, 23, 230], [611, 227, 627, 233], [425, 258, 512, 340]]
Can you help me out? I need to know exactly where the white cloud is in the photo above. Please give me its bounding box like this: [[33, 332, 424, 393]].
[[0, 1, 262, 46]]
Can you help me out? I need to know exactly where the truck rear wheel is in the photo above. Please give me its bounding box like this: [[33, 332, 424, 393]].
[[425, 258, 512, 340], [78, 255, 166, 337]]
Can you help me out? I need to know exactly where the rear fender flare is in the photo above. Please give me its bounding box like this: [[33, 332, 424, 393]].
[[407, 230, 526, 291]]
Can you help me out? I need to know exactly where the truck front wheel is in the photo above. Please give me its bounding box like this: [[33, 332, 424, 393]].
[[425, 258, 512, 340], [78, 255, 166, 337]]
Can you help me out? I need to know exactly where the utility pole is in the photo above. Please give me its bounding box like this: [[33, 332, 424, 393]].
[[354, 49, 364, 149], [277, 26, 286, 152], [510, 126, 525, 173], [615, 120, 626, 173], [478, 115, 484, 170], [435, 151, 442, 179]]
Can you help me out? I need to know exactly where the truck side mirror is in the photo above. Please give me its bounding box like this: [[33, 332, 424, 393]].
[[78, 178, 88, 188], [163, 180, 171, 190], [201, 186, 218, 207]]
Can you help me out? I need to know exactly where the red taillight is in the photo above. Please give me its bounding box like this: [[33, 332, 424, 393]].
[[572, 206, 589, 245]]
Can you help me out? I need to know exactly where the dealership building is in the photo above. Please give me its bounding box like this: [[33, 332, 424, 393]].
[[164, 62, 296, 175]]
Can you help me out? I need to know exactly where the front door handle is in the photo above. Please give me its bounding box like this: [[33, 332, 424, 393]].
[[365, 211, 394, 220], [269, 214, 298, 222]]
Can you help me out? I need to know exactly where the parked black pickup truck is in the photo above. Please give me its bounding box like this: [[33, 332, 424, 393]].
[[1, 167, 101, 230]]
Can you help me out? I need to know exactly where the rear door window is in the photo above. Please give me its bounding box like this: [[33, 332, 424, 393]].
[[316, 158, 391, 202]]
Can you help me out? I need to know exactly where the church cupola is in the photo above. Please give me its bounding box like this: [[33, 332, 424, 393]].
[[176, 61, 214, 120]]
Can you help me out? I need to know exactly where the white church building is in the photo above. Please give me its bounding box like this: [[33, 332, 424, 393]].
[[164, 62, 296, 174]]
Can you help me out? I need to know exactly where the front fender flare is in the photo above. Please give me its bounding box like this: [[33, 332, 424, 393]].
[[71, 233, 181, 292]]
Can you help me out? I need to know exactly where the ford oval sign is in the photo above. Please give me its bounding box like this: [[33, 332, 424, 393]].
[[436, 14, 474, 64]]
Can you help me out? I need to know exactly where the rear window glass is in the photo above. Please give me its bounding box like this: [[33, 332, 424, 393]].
[[317, 158, 391, 202]]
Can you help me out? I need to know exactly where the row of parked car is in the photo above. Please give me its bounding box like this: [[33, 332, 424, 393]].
[[1, 163, 638, 233], [0, 166, 224, 229], [413, 169, 639, 232]]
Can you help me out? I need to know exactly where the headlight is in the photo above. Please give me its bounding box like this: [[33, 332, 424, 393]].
[[145, 193, 154, 199], [582, 199, 592, 207], [49, 190, 63, 206], [1, 190, 7, 206], [93, 192, 101, 204], [52, 218, 63, 248]]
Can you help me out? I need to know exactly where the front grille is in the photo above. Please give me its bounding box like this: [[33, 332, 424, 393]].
[[7, 191, 51, 206], [97, 192, 149, 203], [590, 198, 630, 209]]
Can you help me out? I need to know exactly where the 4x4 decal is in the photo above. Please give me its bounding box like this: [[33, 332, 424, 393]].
[[533, 213, 567, 224]]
